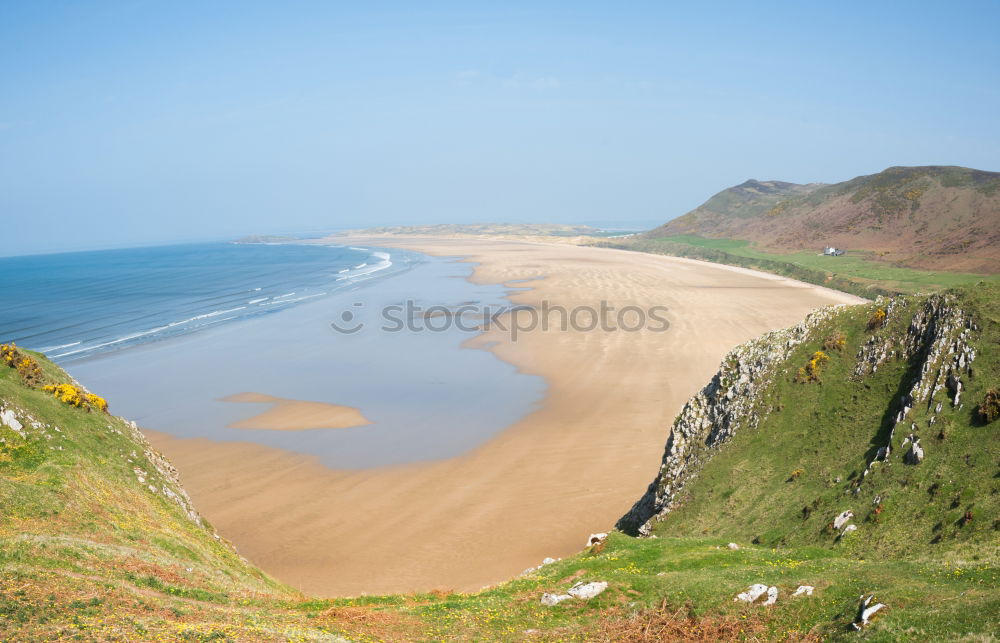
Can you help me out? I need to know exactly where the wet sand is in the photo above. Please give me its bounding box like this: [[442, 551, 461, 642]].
[[145, 239, 865, 596], [223, 393, 371, 431]]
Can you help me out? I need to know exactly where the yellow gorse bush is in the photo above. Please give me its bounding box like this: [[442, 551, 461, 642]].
[[868, 308, 887, 330], [796, 350, 829, 383], [41, 383, 108, 413], [0, 343, 17, 365], [1, 342, 43, 386]]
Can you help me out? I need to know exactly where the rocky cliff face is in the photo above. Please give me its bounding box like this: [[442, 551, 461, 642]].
[[854, 293, 977, 489], [618, 292, 978, 536], [616, 306, 845, 535]]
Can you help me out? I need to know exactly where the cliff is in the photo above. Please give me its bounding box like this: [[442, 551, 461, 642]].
[[619, 284, 998, 564]]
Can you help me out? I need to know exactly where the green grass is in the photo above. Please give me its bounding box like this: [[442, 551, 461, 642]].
[[606, 234, 999, 296], [282, 534, 996, 641]]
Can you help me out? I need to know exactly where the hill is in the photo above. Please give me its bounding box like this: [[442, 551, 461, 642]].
[[2, 284, 999, 640], [649, 166, 1000, 274]]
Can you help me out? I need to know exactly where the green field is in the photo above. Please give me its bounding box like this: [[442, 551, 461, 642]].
[[614, 234, 998, 296]]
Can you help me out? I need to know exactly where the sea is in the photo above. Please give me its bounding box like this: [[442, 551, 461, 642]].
[[0, 241, 545, 468], [0, 242, 398, 362]]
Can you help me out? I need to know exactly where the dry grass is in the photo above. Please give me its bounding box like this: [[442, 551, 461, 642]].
[[593, 601, 819, 643], [316, 604, 425, 642]]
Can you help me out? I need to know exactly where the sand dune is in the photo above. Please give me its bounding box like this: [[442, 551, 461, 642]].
[[146, 239, 864, 596]]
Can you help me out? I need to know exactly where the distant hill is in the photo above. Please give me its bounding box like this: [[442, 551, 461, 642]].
[[649, 166, 1000, 273]]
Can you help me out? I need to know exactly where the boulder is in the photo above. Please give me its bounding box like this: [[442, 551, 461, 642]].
[[727, 542, 740, 550], [734, 584, 769, 603], [540, 593, 571, 606], [833, 510, 854, 530], [904, 438, 924, 464], [850, 594, 886, 630], [763, 586, 778, 606], [0, 408, 24, 436], [792, 585, 814, 597], [567, 581, 608, 600]]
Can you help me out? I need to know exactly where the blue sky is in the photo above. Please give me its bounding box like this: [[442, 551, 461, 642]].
[[2, 1, 999, 255]]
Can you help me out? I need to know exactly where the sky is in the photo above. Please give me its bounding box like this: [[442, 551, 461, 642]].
[[2, 1, 999, 255]]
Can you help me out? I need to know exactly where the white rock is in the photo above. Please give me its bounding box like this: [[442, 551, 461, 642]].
[[841, 524, 857, 537], [792, 585, 814, 597], [567, 581, 608, 600], [735, 584, 769, 603], [540, 593, 572, 606], [587, 532, 608, 547], [851, 594, 886, 630], [0, 409, 24, 436], [763, 586, 778, 606], [541, 557, 556, 565], [904, 438, 924, 464], [833, 510, 854, 530], [727, 542, 740, 550]]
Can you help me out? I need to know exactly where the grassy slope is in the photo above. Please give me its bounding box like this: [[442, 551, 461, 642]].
[[0, 351, 356, 641], [637, 283, 1000, 638], [3, 286, 999, 641]]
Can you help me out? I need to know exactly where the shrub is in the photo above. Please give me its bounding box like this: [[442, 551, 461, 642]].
[[979, 388, 1000, 424], [867, 308, 887, 330], [823, 331, 847, 352], [41, 383, 108, 413], [1, 343, 43, 387], [796, 350, 829, 383]]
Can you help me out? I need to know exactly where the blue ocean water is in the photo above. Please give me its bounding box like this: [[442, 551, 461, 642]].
[[1, 241, 546, 468], [0, 242, 406, 362]]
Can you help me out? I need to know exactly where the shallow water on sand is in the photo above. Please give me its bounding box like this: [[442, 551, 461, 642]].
[[66, 252, 546, 468]]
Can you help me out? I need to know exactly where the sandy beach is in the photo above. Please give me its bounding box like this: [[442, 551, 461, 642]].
[[145, 238, 864, 596]]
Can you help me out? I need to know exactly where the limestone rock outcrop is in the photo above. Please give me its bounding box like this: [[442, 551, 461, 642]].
[[617, 306, 843, 535]]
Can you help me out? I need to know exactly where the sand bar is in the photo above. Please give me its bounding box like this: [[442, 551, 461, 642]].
[[146, 239, 865, 596], [222, 392, 371, 431]]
